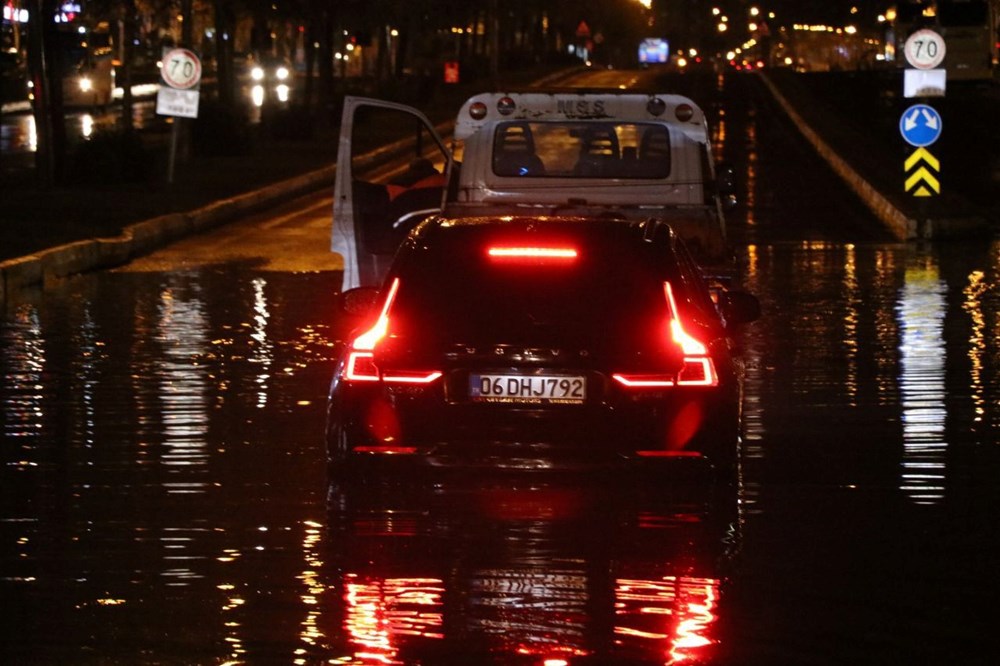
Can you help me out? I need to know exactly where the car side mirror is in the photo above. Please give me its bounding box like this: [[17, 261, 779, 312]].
[[722, 290, 760, 326], [340, 286, 380, 318]]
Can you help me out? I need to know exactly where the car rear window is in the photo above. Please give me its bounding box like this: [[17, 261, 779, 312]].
[[388, 223, 680, 349]]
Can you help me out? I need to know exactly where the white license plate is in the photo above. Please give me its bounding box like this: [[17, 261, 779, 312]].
[[469, 373, 587, 404]]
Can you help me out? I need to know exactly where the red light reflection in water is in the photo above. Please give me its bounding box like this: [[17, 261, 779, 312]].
[[474, 487, 586, 521], [343, 575, 444, 664], [615, 576, 720, 663], [340, 572, 719, 663], [665, 400, 704, 450]]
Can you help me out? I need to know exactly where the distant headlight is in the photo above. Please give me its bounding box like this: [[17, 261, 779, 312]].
[[79, 76, 93, 92], [275, 66, 290, 80], [251, 66, 265, 81]]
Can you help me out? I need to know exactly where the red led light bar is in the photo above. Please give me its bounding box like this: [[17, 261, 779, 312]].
[[487, 246, 578, 264], [344, 278, 395, 382], [635, 450, 703, 458], [381, 370, 443, 384], [612, 373, 676, 388], [351, 277, 399, 352], [345, 352, 380, 382], [351, 445, 418, 455]]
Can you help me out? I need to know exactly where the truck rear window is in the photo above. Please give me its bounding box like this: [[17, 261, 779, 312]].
[[492, 121, 671, 179]]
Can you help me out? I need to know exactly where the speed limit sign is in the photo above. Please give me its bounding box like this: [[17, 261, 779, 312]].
[[157, 47, 201, 119], [904, 29, 946, 70], [161, 48, 202, 90]]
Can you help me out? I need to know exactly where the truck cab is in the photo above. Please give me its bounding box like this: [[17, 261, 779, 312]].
[[332, 91, 735, 289]]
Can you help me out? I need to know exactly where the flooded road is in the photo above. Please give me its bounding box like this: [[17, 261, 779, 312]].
[[3, 72, 1000, 664]]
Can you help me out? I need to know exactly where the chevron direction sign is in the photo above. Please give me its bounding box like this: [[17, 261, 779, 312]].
[[904, 147, 941, 197]]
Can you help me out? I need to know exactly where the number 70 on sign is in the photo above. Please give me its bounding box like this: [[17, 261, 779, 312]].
[[161, 48, 202, 90], [904, 29, 946, 70]]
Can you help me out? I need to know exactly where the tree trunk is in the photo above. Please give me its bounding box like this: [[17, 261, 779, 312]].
[[316, 7, 336, 126], [213, 0, 236, 107], [28, 0, 67, 188], [119, 0, 137, 132]]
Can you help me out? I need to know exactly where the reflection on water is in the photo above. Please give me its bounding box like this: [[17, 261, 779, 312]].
[[1, 305, 45, 450], [343, 575, 446, 661], [616, 575, 720, 663], [739, 240, 1000, 501], [1, 99, 162, 155], [250, 277, 273, 409], [155, 285, 210, 492], [897, 259, 948, 505], [308, 485, 737, 664]]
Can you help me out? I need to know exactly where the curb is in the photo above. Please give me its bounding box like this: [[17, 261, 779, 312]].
[[0, 162, 340, 306]]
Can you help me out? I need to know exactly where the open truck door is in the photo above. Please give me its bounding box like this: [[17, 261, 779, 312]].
[[332, 97, 452, 290]]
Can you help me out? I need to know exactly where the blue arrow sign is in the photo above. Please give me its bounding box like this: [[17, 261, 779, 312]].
[[899, 104, 942, 147]]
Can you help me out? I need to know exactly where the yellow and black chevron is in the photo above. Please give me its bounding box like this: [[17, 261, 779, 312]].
[[904, 147, 940, 197]]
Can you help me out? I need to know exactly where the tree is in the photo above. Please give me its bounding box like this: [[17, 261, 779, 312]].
[[26, 0, 66, 188]]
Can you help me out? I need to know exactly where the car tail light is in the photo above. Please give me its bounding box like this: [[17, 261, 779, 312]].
[[381, 370, 443, 384], [345, 352, 380, 382], [487, 246, 578, 265], [343, 278, 441, 385], [613, 281, 718, 388], [343, 278, 398, 382]]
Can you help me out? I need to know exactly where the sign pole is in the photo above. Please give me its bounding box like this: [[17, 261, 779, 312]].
[[156, 47, 203, 185], [167, 120, 180, 185]]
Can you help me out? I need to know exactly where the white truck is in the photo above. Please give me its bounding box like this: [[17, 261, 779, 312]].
[[332, 91, 736, 289]]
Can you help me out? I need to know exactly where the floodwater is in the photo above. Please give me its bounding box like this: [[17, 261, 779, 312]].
[[3, 240, 1000, 664], [3, 71, 1000, 663]]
